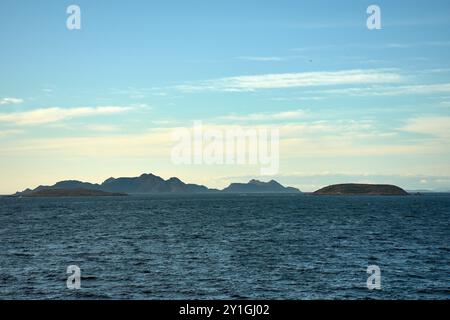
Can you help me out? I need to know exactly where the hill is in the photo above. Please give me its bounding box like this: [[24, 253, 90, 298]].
[[313, 184, 408, 196]]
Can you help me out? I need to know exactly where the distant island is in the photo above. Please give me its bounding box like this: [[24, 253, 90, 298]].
[[223, 179, 300, 193], [23, 188, 127, 197], [13, 174, 411, 197], [13, 173, 301, 196], [313, 184, 408, 196]]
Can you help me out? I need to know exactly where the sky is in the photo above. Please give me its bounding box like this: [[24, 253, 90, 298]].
[[1, 0, 450, 193]]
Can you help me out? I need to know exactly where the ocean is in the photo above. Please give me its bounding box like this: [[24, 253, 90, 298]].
[[0, 194, 449, 300]]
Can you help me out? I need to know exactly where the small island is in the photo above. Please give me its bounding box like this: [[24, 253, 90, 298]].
[[22, 188, 127, 197], [313, 184, 408, 196], [222, 179, 301, 193]]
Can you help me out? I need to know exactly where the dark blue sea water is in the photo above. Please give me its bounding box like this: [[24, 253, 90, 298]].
[[0, 194, 449, 300]]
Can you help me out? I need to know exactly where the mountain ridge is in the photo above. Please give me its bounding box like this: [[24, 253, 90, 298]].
[[223, 179, 300, 193], [14, 173, 300, 195]]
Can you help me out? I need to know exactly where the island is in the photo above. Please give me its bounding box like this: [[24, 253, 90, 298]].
[[22, 188, 127, 197], [222, 179, 301, 193], [13, 173, 300, 196], [313, 184, 408, 196]]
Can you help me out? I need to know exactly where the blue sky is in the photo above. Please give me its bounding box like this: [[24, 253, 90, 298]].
[[1, 0, 450, 193]]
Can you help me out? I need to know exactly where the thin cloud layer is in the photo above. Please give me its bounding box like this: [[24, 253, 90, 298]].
[[0, 106, 132, 125], [403, 116, 450, 139], [319, 83, 450, 97], [175, 69, 402, 92], [0, 97, 24, 105], [220, 109, 306, 122]]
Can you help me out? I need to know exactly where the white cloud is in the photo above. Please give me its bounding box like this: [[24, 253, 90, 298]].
[[220, 109, 306, 122], [1, 116, 447, 164], [403, 116, 450, 139], [0, 128, 172, 158], [0, 106, 131, 125], [0, 97, 24, 105], [175, 69, 402, 92], [317, 83, 450, 97], [438, 100, 450, 108], [386, 41, 450, 48]]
